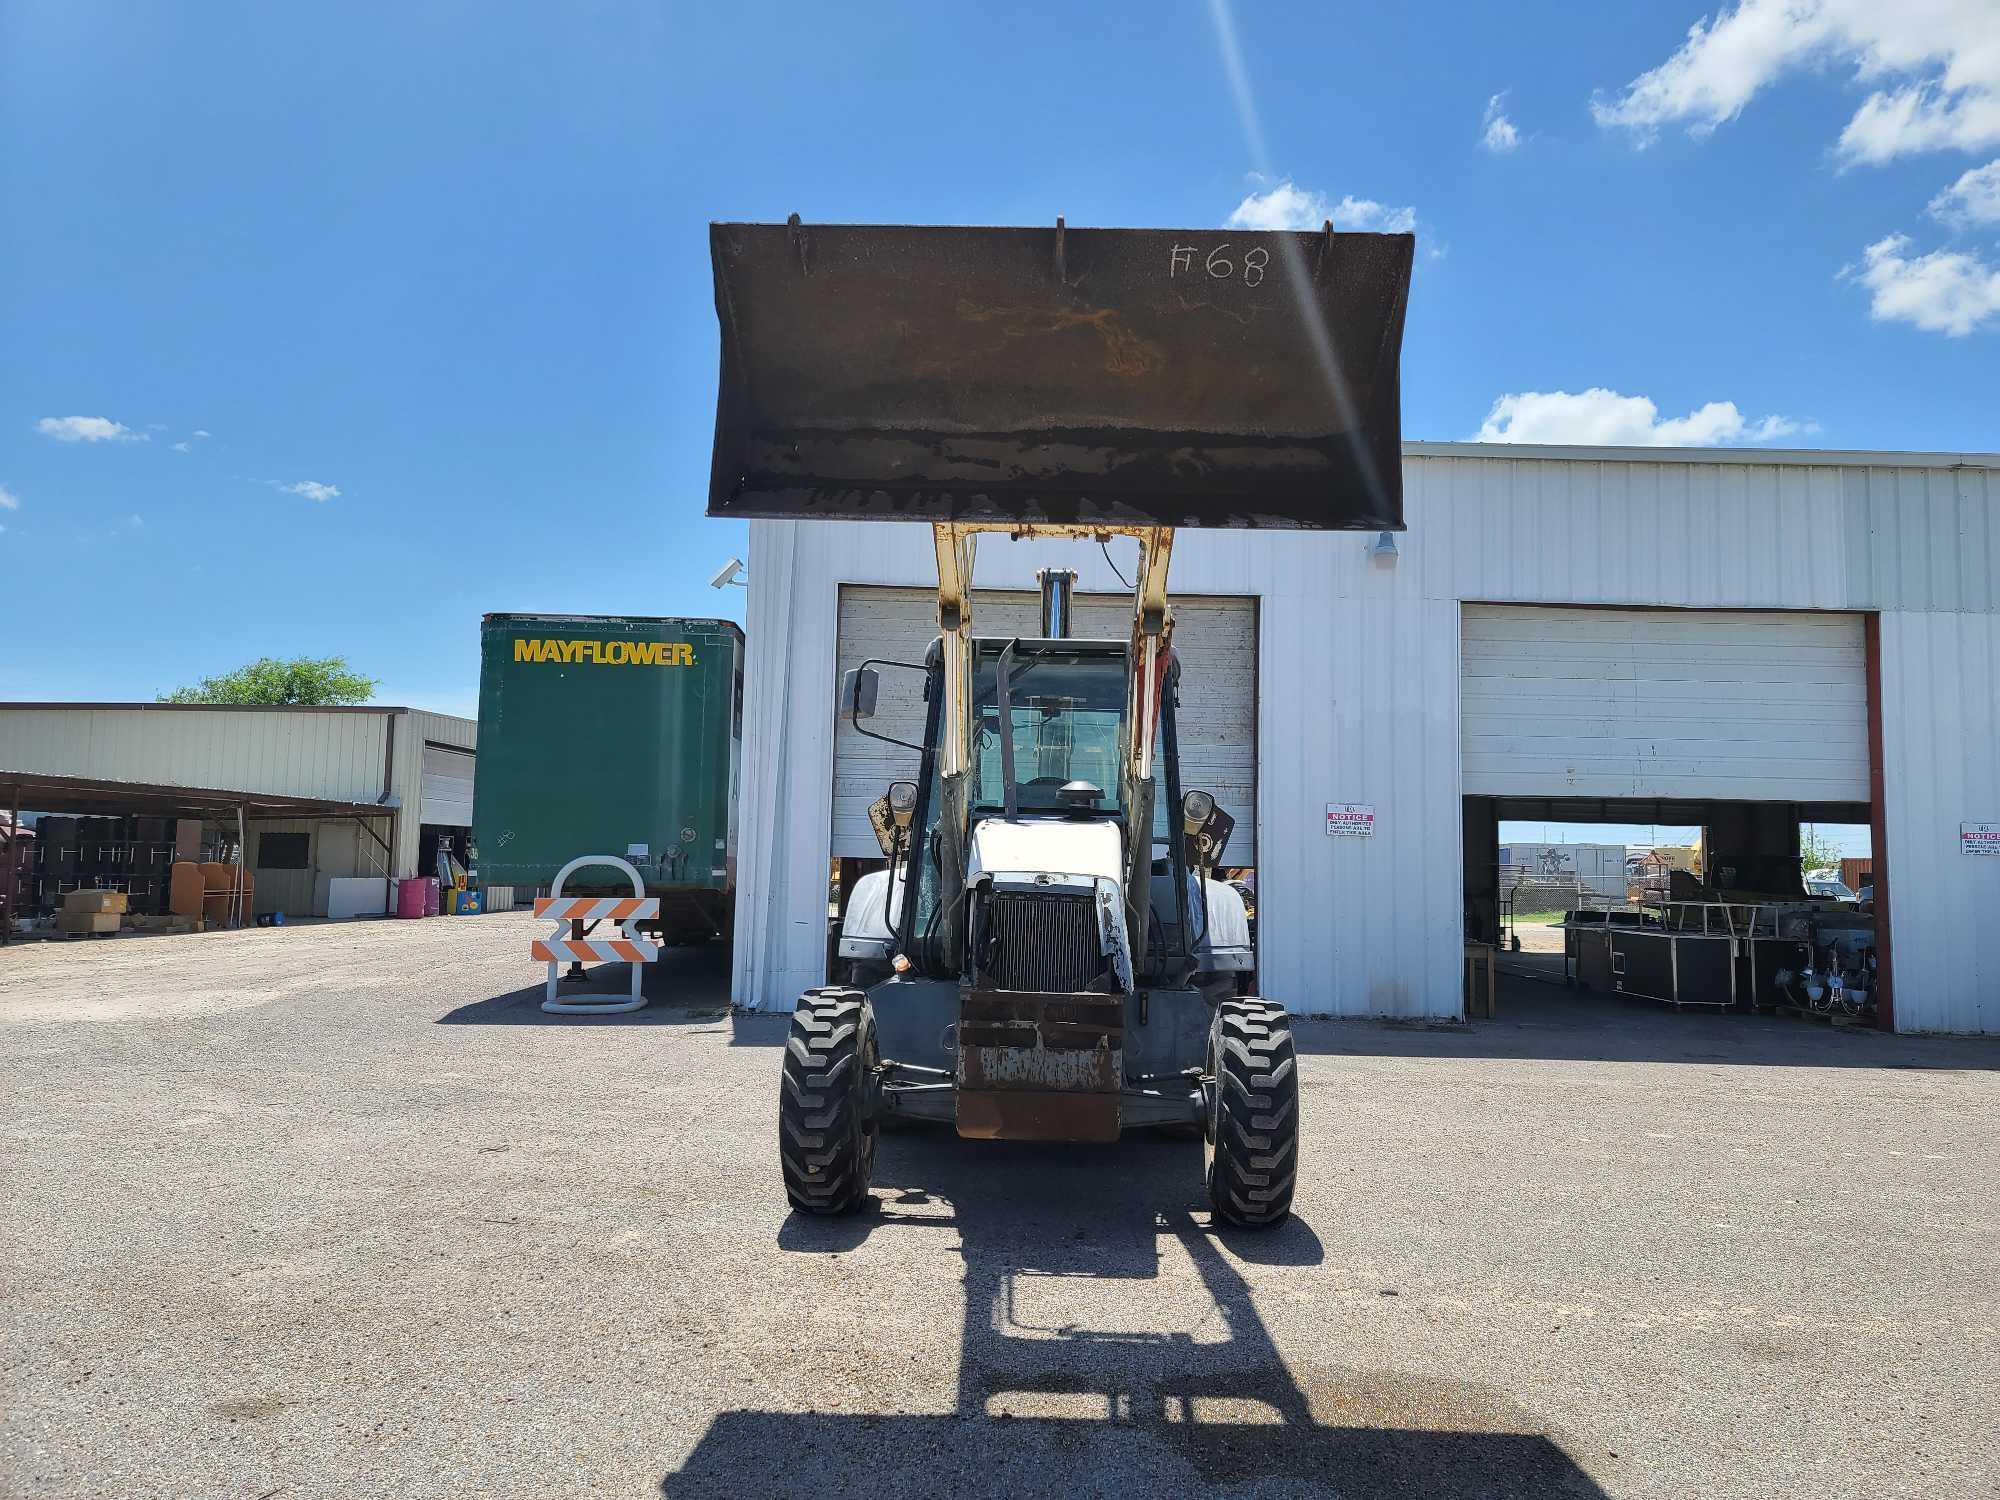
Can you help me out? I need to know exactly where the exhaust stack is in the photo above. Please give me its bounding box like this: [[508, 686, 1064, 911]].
[[1037, 568, 1076, 639]]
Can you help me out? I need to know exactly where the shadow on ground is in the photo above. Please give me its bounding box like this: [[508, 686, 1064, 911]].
[[435, 941, 732, 1025], [1291, 973, 2000, 1072], [663, 1131, 1607, 1498]]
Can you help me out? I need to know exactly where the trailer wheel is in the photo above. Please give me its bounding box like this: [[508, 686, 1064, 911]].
[[779, 987, 878, 1215], [1204, 996, 1299, 1229]]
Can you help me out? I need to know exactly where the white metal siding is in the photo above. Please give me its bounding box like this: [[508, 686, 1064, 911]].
[[1461, 606, 1869, 801], [1403, 451, 1996, 615], [736, 447, 1999, 1030], [830, 587, 1258, 863], [388, 710, 477, 879], [409, 710, 477, 751], [735, 521, 1461, 1018], [0, 707, 390, 803], [419, 745, 476, 827], [1878, 610, 2000, 1033]]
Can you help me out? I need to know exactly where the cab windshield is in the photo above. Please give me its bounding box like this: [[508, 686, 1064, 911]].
[[970, 642, 1125, 815]]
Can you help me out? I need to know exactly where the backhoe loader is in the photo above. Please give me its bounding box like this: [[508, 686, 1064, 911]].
[[706, 218, 1412, 1225]]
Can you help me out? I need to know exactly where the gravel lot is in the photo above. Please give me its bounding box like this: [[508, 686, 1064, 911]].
[[4, 914, 1997, 1499]]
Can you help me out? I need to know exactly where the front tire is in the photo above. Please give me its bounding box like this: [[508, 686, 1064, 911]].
[[779, 987, 878, 1215], [1204, 997, 1299, 1228]]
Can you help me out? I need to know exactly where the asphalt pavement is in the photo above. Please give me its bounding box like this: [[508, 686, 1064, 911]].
[[3, 914, 1997, 1498]]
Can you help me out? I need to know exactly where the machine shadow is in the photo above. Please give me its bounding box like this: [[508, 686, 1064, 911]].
[[435, 942, 732, 1025], [669, 1131, 1606, 1498], [1284, 974, 2000, 1073]]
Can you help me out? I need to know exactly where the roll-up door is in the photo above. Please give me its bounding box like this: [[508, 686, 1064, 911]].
[[420, 744, 476, 826], [1460, 605, 1869, 801], [832, 587, 1258, 863]]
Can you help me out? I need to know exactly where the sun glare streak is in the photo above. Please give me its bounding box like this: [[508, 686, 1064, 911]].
[[1204, 0, 1270, 175], [1206, 0, 1393, 516]]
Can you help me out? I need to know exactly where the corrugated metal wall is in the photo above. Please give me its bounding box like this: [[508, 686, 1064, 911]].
[[0, 704, 476, 882], [390, 711, 477, 878], [247, 817, 392, 916], [409, 710, 476, 751], [0, 707, 392, 802], [737, 446, 1999, 1030], [1878, 610, 2000, 1033], [733, 513, 1466, 1018]]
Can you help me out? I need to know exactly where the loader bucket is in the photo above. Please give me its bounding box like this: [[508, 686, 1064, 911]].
[[707, 220, 1412, 531]]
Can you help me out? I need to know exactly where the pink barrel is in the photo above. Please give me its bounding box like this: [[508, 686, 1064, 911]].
[[422, 877, 440, 916], [396, 879, 427, 919]]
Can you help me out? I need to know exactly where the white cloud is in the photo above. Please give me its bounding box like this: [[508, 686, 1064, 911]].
[[146, 422, 168, 431], [171, 441, 191, 453], [1845, 234, 2000, 334], [0, 482, 19, 510], [36, 415, 144, 443], [271, 479, 341, 502], [192, 429, 211, 439], [1225, 180, 1418, 234], [1929, 158, 2000, 226], [1480, 94, 1521, 154], [1592, 1, 2000, 164], [1474, 388, 1807, 446]]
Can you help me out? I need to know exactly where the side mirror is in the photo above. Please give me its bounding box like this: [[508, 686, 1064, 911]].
[[888, 780, 918, 829], [1181, 789, 1216, 834], [1181, 789, 1233, 874], [842, 666, 880, 722]]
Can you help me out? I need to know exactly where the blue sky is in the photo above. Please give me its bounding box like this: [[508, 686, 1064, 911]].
[[2, 1, 1995, 718]]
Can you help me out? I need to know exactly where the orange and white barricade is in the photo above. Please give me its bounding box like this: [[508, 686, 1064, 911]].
[[532, 855, 659, 1014]]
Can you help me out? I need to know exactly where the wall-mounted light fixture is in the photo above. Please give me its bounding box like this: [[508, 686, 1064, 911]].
[[1368, 531, 1399, 567]]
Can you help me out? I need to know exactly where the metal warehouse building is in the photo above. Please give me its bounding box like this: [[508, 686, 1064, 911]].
[[0, 704, 474, 919], [733, 442, 2000, 1034]]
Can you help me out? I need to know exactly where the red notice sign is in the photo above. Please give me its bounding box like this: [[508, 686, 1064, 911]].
[[1963, 822, 2000, 857], [1326, 803, 1376, 838]]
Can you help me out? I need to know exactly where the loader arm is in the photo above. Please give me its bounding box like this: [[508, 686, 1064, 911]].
[[925, 520, 1176, 974]]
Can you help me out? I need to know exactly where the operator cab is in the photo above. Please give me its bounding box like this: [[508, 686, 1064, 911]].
[[841, 625, 1249, 995]]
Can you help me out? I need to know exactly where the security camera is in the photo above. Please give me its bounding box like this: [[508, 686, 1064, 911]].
[[709, 557, 746, 589]]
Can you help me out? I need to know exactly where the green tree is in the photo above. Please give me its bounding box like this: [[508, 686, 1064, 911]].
[[160, 655, 378, 706], [1799, 825, 1846, 875]]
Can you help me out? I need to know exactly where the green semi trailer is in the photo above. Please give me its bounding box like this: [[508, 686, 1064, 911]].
[[472, 613, 743, 943]]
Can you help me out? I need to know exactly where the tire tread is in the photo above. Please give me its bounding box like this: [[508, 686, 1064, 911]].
[[1206, 996, 1300, 1228], [778, 987, 877, 1215]]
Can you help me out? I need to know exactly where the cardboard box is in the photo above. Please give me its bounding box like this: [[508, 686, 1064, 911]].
[[127, 914, 200, 934], [58, 911, 123, 934], [62, 889, 129, 916]]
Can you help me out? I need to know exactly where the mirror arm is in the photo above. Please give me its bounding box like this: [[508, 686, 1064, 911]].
[[846, 657, 931, 755]]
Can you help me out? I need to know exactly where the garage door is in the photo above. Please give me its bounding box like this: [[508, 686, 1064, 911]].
[[833, 587, 1258, 863], [420, 744, 476, 827], [1461, 605, 1869, 801]]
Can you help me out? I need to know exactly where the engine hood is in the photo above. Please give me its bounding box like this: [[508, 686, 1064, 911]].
[[968, 817, 1124, 884]]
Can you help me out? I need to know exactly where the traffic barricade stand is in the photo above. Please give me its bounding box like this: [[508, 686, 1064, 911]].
[[532, 855, 659, 1015]]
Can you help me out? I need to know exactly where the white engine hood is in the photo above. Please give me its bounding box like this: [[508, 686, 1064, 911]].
[[967, 817, 1124, 884]]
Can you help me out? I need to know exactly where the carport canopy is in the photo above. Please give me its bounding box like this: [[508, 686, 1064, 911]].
[[0, 768, 398, 823]]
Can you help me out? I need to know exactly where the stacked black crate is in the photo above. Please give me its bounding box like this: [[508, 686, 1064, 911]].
[[129, 816, 171, 913], [37, 816, 78, 913]]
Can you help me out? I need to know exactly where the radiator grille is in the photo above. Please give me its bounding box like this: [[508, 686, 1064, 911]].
[[987, 890, 1103, 993]]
